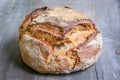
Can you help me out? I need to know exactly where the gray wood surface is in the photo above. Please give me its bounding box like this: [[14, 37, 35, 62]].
[[0, 0, 120, 80]]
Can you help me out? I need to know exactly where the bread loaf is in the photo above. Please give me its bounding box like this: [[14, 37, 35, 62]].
[[19, 7, 102, 74]]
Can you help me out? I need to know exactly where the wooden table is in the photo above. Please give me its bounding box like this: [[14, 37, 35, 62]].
[[0, 0, 120, 80]]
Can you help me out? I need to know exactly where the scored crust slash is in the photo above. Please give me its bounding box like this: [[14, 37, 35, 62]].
[[19, 7, 102, 74]]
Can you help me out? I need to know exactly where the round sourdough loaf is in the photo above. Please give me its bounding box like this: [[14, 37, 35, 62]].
[[19, 7, 102, 74]]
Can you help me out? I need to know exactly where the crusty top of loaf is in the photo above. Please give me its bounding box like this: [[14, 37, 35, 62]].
[[19, 7, 98, 47], [30, 7, 88, 27]]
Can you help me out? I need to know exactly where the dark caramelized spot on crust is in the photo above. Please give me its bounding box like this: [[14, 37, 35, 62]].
[[64, 6, 71, 8], [30, 7, 49, 20]]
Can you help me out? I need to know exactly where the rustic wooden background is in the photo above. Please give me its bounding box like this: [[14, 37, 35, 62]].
[[0, 0, 120, 80]]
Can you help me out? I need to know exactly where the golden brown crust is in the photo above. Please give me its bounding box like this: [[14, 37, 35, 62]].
[[19, 7, 102, 74], [19, 7, 97, 44]]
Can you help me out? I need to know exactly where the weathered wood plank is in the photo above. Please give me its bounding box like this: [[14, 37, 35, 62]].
[[0, 0, 120, 80]]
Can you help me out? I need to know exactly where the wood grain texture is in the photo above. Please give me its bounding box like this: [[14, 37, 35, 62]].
[[0, 0, 120, 80]]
